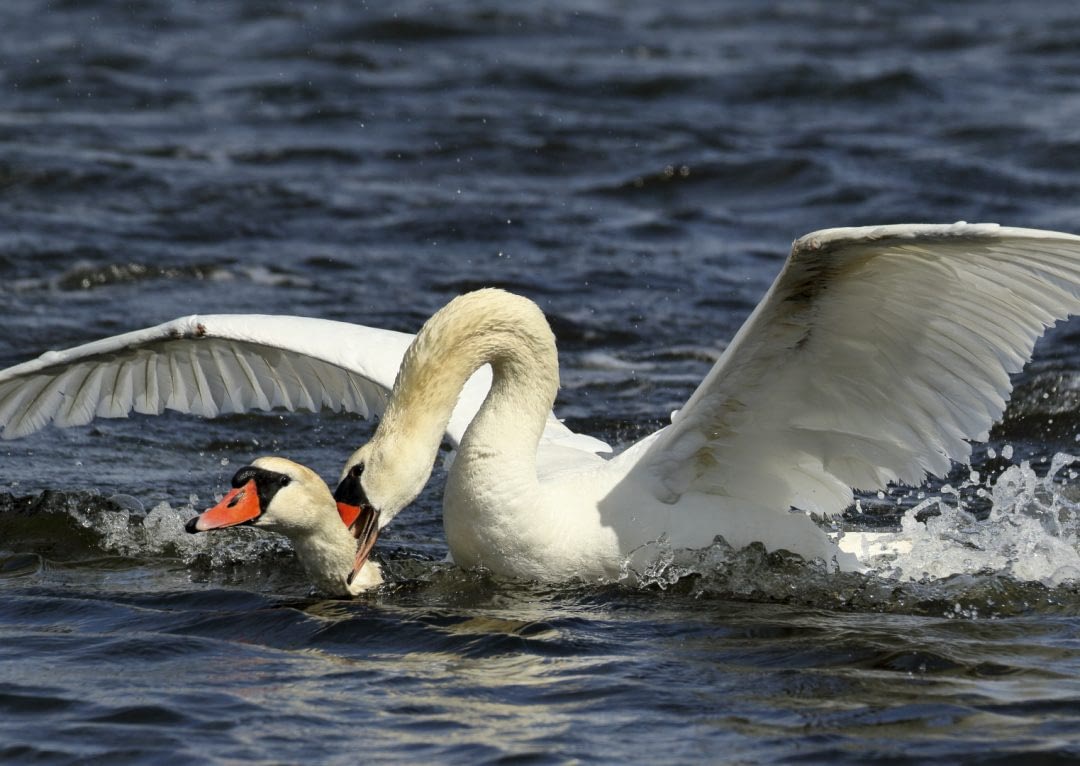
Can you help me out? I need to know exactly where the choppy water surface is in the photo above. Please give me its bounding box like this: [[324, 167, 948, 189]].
[[3, 1, 1080, 762]]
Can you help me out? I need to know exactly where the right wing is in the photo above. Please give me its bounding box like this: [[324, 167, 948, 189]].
[[0, 312, 611, 454], [0, 314, 435, 441]]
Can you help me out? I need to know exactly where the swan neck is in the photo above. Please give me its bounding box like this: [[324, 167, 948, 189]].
[[288, 516, 360, 596], [374, 290, 559, 503]]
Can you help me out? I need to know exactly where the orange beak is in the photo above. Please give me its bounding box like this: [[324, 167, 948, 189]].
[[337, 501, 361, 528], [186, 480, 262, 532], [334, 469, 381, 584], [346, 503, 381, 587]]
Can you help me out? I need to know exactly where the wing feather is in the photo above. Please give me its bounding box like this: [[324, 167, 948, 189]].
[[54, 365, 93, 426], [0, 315, 416, 440], [632, 223, 1080, 516], [0, 312, 613, 455], [227, 345, 271, 412]]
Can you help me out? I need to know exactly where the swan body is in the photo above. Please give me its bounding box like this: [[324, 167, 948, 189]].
[[345, 288, 860, 579], [4, 223, 1080, 584], [186, 456, 383, 595]]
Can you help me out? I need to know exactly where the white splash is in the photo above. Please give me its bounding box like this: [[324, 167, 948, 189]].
[[851, 453, 1080, 586], [68, 498, 292, 567]]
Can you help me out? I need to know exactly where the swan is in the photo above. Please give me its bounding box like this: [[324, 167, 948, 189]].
[[4, 223, 1080, 584], [185, 456, 383, 595]]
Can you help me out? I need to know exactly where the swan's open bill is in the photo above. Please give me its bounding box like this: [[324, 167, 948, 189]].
[[347, 506, 381, 587], [332, 465, 382, 586], [184, 457, 384, 595]]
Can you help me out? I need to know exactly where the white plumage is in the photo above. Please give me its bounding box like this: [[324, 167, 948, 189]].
[[0, 313, 606, 454], [642, 223, 1080, 519], [3, 223, 1080, 583]]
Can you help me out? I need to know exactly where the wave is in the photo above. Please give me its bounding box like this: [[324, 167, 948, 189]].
[[0, 491, 300, 586], [5, 453, 1080, 616]]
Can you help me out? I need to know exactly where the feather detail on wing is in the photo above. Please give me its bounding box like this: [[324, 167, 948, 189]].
[[0, 315, 407, 440], [635, 223, 1080, 516], [0, 313, 611, 454]]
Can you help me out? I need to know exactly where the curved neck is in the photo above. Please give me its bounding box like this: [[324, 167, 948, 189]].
[[370, 289, 560, 512]]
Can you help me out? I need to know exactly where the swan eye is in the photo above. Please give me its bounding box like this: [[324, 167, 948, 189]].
[[334, 461, 370, 509], [278, 475, 291, 487]]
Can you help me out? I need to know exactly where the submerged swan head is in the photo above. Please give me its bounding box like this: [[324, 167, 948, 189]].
[[186, 457, 335, 535], [185, 456, 383, 594]]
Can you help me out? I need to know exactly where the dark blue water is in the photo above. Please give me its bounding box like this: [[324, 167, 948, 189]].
[[4, 1, 1080, 762]]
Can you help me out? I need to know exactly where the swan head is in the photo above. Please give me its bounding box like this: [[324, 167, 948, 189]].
[[334, 436, 435, 578], [185, 456, 382, 589], [336, 437, 434, 520]]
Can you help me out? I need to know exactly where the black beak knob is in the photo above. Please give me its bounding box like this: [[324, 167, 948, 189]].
[[334, 466, 369, 508]]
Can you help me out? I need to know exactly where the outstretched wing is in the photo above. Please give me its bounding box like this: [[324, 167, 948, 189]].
[[632, 223, 1080, 516], [0, 312, 611, 454], [0, 314, 412, 440]]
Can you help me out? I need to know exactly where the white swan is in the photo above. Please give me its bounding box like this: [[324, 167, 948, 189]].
[[4, 223, 1080, 584], [185, 456, 383, 595]]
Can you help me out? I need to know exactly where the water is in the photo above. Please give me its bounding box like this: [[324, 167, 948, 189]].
[[3, 0, 1080, 762]]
